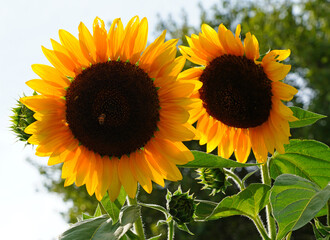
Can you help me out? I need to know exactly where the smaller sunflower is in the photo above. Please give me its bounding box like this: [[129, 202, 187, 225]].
[[21, 16, 198, 201], [179, 23, 298, 163]]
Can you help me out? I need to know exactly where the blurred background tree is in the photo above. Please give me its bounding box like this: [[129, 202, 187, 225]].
[[28, 0, 329, 239]]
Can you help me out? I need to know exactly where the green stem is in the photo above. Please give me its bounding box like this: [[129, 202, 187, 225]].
[[253, 217, 271, 240], [128, 196, 145, 240], [261, 163, 277, 240], [223, 168, 245, 190], [327, 199, 330, 226], [168, 220, 175, 240], [285, 231, 292, 240]]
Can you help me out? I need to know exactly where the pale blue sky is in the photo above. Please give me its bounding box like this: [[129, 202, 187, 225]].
[[0, 0, 218, 239]]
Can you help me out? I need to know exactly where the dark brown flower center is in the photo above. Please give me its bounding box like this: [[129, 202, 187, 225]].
[[65, 61, 160, 157], [199, 54, 272, 128]]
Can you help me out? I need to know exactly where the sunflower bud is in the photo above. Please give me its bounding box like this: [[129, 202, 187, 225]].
[[10, 96, 36, 143], [166, 186, 195, 224], [196, 168, 230, 195]]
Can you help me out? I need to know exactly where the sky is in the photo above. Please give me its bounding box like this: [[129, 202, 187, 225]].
[[0, 0, 218, 239]]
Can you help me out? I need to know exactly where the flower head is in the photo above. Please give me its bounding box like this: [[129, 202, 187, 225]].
[[11, 95, 36, 143], [196, 168, 229, 195], [179, 23, 298, 163], [166, 187, 195, 224], [21, 16, 198, 201]]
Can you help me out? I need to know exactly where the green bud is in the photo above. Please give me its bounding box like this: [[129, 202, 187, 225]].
[[10, 95, 37, 144], [166, 186, 196, 224], [196, 168, 230, 195]]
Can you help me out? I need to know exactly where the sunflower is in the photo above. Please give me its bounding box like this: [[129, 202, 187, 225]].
[[20, 16, 198, 201], [179, 23, 298, 163]]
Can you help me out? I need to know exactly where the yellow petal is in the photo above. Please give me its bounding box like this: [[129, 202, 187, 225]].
[[130, 152, 153, 194], [41, 46, 75, 77], [217, 24, 229, 53], [224, 29, 244, 56], [26, 79, 65, 97], [130, 17, 148, 64], [218, 126, 234, 159], [234, 129, 251, 163], [146, 141, 182, 181], [31, 64, 70, 87], [244, 32, 260, 60], [272, 81, 298, 101], [20, 95, 65, 113], [206, 121, 224, 153], [138, 149, 165, 187], [59, 29, 90, 67], [264, 62, 291, 81], [78, 21, 96, 63], [108, 18, 124, 61], [118, 155, 137, 199], [250, 127, 268, 163], [74, 147, 91, 186], [108, 159, 122, 202], [93, 17, 108, 62]]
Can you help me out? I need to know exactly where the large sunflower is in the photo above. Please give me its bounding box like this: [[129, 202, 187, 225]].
[[179, 23, 298, 163], [21, 16, 197, 201]]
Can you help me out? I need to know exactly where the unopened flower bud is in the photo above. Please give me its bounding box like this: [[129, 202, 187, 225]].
[[196, 168, 229, 195], [166, 187, 195, 224], [10, 96, 36, 143]]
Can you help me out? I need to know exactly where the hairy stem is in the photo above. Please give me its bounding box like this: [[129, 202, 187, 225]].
[[253, 217, 271, 240], [128, 196, 145, 240], [327, 199, 330, 226], [261, 163, 277, 240], [223, 168, 245, 190], [168, 220, 175, 240]]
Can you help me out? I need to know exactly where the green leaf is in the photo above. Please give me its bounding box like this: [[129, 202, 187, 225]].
[[59, 206, 140, 240], [101, 187, 126, 224], [270, 174, 330, 240], [119, 205, 140, 226], [93, 204, 102, 217], [180, 151, 260, 168], [194, 200, 217, 221], [208, 184, 270, 220], [59, 215, 109, 240], [289, 106, 326, 128], [270, 139, 330, 188]]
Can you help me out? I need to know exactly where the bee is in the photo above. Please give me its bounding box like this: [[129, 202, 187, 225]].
[[98, 113, 106, 125]]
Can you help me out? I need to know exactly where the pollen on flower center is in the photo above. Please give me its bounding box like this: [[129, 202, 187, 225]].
[[65, 61, 160, 157], [199, 54, 273, 128]]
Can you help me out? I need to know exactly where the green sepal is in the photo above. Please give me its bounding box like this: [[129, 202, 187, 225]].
[[82, 213, 94, 220], [147, 234, 163, 240], [176, 223, 194, 235], [93, 204, 102, 217], [67, 76, 74, 82]]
